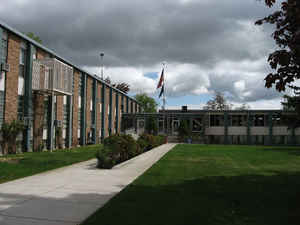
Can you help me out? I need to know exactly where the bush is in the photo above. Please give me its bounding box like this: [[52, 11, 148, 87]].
[[0, 120, 25, 155], [138, 134, 166, 152], [97, 133, 166, 169], [96, 146, 116, 169]]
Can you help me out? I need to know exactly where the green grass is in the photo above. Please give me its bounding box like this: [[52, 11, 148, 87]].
[[82, 144, 300, 225], [0, 144, 101, 184]]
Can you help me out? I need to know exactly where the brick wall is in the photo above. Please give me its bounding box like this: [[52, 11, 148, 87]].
[[105, 86, 110, 137], [111, 90, 116, 134], [118, 94, 122, 133], [85, 77, 92, 143], [5, 33, 20, 122], [72, 70, 79, 147], [96, 82, 101, 143]]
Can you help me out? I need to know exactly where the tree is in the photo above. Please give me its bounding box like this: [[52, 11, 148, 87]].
[[203, 92, 232, 110], [26, 32, 42, 44], [256, 0, 300, 128], [134, 93, 158, 113], [256, 0, 300, 93], [104, 76, 130, 93], [235, 103, 251, 110]]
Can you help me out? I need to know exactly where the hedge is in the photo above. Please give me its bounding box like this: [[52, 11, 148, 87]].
[[96, 134, 166, 169]]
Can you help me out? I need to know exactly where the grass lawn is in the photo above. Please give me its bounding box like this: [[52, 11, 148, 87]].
[[0, 144, 100, 184], [82, 144, 300, 225]]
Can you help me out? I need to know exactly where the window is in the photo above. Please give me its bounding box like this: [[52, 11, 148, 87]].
[[253, 114, 265, 126], [231, 115, 247, 126], [210, 115, 224, 126], [19, 47, 26, 78], [18, 43, 27, 120]]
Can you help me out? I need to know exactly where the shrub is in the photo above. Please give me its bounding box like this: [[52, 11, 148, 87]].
[[138, 134, 166, 151], [96, 146, 116, 169], [122, 134, 141, 158], [97, 133, 166, 169], [0, 120, 25, 155]]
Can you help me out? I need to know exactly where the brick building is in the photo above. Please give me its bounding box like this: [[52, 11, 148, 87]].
[[0, 21, 141, 152]]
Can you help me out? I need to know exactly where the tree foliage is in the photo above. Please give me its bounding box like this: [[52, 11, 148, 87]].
[[134, 93, 158, 113], [203, 92, 232, 110], [26, 32, 42, 44], [256, 0, 300, 92], [104, 76, 130, 93], [257, 0, 300, 129]]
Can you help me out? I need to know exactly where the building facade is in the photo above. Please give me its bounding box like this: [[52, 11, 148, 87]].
[[123, 108, 300, 145], [0, 21, 141, 152]]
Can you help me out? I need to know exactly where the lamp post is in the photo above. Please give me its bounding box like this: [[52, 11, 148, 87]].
[[100, 52, 104, 79]]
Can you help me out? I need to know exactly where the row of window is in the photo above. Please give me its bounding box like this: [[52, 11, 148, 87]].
[[210, 114, 285, 127]]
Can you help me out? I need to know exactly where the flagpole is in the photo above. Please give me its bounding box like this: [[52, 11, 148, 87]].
[[162, 62, 166, 111], [162, 62, 166, 135]]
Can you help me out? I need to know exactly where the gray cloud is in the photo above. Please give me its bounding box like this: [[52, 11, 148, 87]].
[[0, 0, 282, 107]]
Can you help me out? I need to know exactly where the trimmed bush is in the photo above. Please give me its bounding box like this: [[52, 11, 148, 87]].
[[96, 146, 116, 169], [137, 134, 166, 152], [97, 133, 165, 169]]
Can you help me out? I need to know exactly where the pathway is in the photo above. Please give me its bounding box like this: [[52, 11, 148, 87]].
[[0, 143, 176, 225]]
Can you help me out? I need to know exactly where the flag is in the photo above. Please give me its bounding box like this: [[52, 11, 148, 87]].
[[157, 68, 164, 89], [159, 84, 164, 98]]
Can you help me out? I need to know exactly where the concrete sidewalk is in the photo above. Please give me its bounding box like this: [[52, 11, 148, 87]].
[[0, 143, 176, 225]]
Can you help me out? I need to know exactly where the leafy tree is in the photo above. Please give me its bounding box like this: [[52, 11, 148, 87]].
[[104, 76, 130, 93], [256, 0, 300, 128], [134, 93, 158, 113], [203, 92, 232, 110], [256, 0, 300, 93], [26, 32, 42, 44]]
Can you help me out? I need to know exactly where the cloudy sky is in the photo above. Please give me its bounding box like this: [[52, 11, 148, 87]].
[[0, 0, 287, 109]]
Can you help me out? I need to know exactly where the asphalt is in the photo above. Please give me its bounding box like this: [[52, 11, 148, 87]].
[[0, 143, 176, 225]]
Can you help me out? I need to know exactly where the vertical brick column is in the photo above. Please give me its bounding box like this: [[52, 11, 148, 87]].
[[5, 33, 20, 122], [105, 86, 110, 137], [85, 77, 92, 144], [80, 73, 86, 146], [96, 82, 102, 143], [92, 79, 97, 144], [101, 83, 106, 140], [111, 90, 116, 134], [117, 93, 122, 133], [72, 70, 79, 147], [118, 94, 124, 133], [108, 87, 113, 135]]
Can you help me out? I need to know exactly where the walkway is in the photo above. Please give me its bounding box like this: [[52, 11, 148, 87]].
[[0, 143, 176, 225]]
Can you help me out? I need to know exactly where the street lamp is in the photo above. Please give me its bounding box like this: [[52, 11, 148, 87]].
[[100, 52, 104, 79]]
